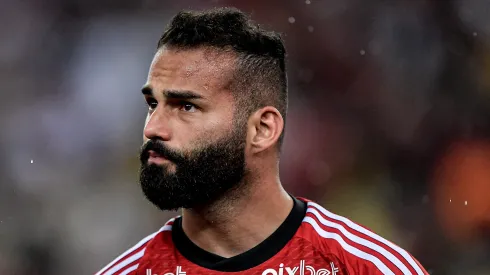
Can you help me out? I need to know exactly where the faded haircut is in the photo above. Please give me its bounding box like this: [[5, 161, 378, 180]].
[[157, 7, 288, 148]]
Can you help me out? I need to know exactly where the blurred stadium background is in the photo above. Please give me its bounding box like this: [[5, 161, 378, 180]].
[[1, 0, 490, 274]]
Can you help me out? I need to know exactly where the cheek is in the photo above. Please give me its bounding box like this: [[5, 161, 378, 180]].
[[193, 124, 221, 143], [177, 106, 236, 147], [187, 122, 229, 147]]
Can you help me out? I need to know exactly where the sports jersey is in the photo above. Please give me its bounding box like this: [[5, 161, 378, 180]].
[[95, 197, 429, 275]]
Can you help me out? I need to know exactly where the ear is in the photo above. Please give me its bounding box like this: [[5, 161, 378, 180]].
[[248, 106, 284, 154]]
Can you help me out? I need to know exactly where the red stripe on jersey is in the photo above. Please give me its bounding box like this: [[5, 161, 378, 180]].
[[96, 218, 176, 275], [305, 210, 401, 273], [302, 216, 396, 274], [97, 238, 150, 275], [113, 263, 139, 275], [307, 202, 425, 275], [307, 204, 415, 274], [115, 263, 139, 275]]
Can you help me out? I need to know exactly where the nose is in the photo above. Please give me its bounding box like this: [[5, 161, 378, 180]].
[[143, 109, 172, 141]]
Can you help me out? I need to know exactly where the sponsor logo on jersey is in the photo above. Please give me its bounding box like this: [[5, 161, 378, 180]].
[[147, 266, 185, 275], [147, 260, 339, 275], [261, 260, 339, 275]]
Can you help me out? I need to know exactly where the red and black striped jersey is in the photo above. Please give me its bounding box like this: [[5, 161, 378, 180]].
[[95, 197, 428, 275]]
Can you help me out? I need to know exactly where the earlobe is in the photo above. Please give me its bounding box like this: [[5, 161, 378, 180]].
[[250, 107, 284, 153]]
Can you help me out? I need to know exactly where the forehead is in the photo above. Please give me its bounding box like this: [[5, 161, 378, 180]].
[[146, 47, 236, 96]]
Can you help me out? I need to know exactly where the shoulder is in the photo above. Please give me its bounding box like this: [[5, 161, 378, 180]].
[[299, 199, 428, 275], [94, 217, 177, 275]]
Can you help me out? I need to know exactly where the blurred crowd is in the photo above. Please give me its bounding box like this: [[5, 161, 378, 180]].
[[1, 0, 490, 274]]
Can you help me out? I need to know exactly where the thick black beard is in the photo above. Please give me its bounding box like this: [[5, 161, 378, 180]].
[[138, 129, 246, 211]]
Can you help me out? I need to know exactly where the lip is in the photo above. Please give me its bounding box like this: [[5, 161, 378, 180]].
[[147, 150, 169, 165]]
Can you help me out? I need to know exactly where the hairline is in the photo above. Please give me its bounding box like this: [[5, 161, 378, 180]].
[[156, 44, 285, 150]]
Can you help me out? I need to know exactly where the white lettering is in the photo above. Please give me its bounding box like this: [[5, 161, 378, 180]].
[[278, 263, 284, 275], [285, 266, 299, 275], [306, 265, 315, 275], [149, 266, 186, 275], [316, 268, 331, 275], [149, 261, 340, 275], [263, 260, 339, 275], [330, 262, 339, 275], [262, 268, 279, 275]]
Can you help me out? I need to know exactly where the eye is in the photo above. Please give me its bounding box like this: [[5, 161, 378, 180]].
[[180, 102, 197, 113], [146, 98, 158, 110]]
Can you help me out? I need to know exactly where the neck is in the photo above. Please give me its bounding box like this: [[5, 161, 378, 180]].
[[180, 175, 293, 258]]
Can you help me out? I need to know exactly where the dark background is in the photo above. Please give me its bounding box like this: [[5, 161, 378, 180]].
[[1, 0, 490, 274]]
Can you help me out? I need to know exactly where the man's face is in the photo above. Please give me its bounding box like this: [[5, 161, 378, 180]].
[[139, 47, 247, 211]]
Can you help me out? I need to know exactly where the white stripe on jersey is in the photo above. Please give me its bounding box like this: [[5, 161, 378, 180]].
[[95, 233, 156, 275], [308, 202, 424, 275], [307, 208, 412, 274], [304, 216, 395, 275], [161, 224, 173, 231], [96, 218, 176, 275], [119, 264, 139, 275], [102, 249, 145, 275]]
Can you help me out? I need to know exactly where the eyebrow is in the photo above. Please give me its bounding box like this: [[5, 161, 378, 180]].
[[141, 85, 204, 100]]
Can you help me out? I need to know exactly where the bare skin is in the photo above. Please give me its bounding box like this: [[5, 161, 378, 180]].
[[142, 46, 292, 258]]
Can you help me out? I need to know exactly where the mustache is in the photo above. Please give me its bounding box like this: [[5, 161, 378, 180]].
[[140, 139, 185, 164]]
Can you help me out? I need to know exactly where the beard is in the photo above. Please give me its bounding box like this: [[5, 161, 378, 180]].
[[138, 127, 247, 211]]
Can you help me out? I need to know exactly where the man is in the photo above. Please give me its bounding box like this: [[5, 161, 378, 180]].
[[96, 7, 429, 275]]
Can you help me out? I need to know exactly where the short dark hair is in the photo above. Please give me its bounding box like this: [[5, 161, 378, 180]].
[[157, 7, 288, 148]]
